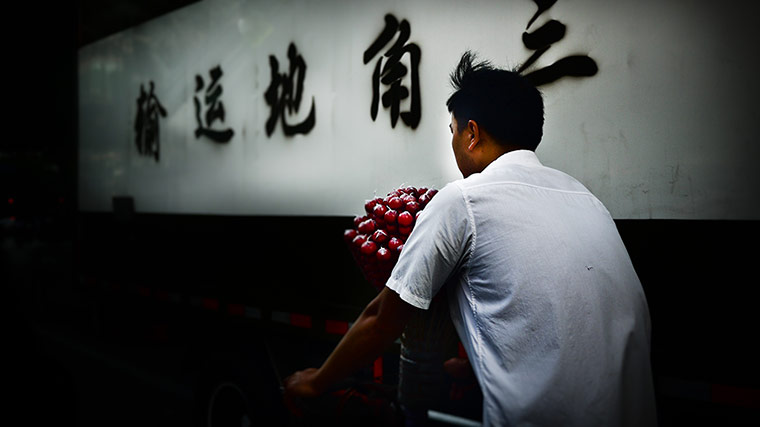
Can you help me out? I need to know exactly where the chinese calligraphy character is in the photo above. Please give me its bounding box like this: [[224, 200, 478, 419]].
[[134, 81, 167, 162], [194, 65, 234, 143], [526, 0, 557, 31], [518, 0, 598, 86], [264, 42, 316, 137], [363, 14, 421, 130]]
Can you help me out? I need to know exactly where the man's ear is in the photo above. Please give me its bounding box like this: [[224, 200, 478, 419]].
[[467, 120, 481, 151]]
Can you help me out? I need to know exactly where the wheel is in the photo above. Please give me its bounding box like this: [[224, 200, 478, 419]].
[[206, 381, 252, 427], [193, 339, 288, 427]]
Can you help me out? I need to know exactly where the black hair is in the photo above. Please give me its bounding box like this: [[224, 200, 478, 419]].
[[446, 51, 544, 151]]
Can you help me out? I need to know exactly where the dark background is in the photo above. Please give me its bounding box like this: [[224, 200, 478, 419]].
[[4, 1, 759, 426]]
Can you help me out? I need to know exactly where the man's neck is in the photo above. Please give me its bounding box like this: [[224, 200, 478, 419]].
[[480, 144, 523, 170]]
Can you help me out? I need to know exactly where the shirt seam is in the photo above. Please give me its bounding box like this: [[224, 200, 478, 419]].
[[481, 149, 541, 173], [466, 180, 595, 197], [386, 277, 430, 310], [454, 181, 486, 379]]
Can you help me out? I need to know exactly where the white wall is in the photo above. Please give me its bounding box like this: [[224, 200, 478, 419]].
[[78, 0, 760, 219]]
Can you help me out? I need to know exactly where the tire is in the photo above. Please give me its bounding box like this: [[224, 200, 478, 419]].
[[194, 339, 288, 427], [205, 380, 253, 427]]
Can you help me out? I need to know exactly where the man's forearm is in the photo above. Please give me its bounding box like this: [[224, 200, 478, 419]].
[[311, 287, 414, 393]]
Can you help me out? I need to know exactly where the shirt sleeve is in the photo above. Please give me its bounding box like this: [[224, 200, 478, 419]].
[[385, 182, 473, 309]]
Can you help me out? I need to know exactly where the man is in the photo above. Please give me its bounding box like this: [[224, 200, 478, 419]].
[[285, 51, 657, 426]]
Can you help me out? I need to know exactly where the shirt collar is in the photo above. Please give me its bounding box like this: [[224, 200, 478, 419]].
[[482, 149, 542, 173]]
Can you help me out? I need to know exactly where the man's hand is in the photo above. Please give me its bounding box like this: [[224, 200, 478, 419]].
[[443, 356, 474, 380], [283, 367, 323, 398], [282, 368, 324, 417], [444, 357, 477, 400]]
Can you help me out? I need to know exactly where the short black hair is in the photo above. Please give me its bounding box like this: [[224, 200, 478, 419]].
[[446, 51, 544, 151]]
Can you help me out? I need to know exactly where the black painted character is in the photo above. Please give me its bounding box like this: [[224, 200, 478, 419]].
[[134, 81, 167, 162], [518, 0, 598, 86], [264, 42, 316, 137], [363, 14, 421, 130], [194, 65, 234, 143]]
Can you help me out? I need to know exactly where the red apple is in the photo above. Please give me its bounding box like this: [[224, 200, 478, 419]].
[[399, 225, 412, 235], [373, 203, 387, 219], [384, 209, 398, 224], [364, 199, 377, 214], [371, 229, 389, 244], [388, 196, 403, 210], [388, 237, 403, 252], [376, 247, 391, 262], [344, 229, 358, 242], [398, 211, 414, 227], [358, 219, 376, 234], [421, 189, 438, 206], [405, 201, 420, 214], [353, 234, 368, 247], [360, 240, 378, 256]]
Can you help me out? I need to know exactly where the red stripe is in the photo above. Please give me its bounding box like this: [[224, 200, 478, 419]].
[[711, 384, 760, 408], [202, 298, 219, 311], [458, 342, 468, 359], [325, 320, 349, 335], [227, 303, 245, 317], [290, 313, 312, 329], [155, 289, 169, 301], [373, 357, 383, 383], [152, 323, 169, 342]]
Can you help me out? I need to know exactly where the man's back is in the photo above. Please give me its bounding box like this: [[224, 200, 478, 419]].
[[406, 150, 657, 425]]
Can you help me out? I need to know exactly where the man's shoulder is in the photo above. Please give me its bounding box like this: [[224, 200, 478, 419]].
[[416, 181, 470, 224], [465, 160, 592, 195], [425, 181, 465, 209]]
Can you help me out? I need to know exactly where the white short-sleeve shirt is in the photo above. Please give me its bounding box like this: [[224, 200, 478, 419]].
[[386, 150, 656, 426]]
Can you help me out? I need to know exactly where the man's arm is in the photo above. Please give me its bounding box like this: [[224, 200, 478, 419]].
[[283, 286, 418, 398]]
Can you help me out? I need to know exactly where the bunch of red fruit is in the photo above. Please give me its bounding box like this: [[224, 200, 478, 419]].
[[344, 185, 438, 291]]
